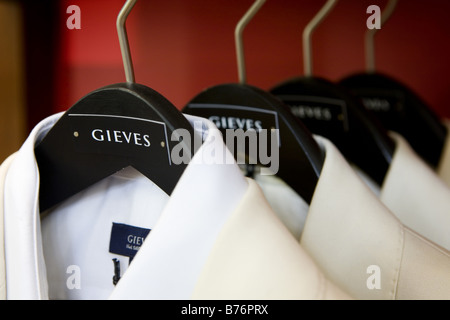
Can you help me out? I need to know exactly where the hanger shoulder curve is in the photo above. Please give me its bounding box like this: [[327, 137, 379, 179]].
[[35, 82, 195, 212], [184, 82, 324, 203]]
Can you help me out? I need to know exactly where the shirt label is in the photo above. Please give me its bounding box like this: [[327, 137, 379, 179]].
[[109, 223, 151, 261]]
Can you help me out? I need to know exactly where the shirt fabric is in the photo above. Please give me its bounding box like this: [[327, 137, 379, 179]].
[[0, 153, 14, 300], [254, 136, 450, 300], [379, 132, 450, 251], [437, 119, 450, 187], [0, 112, 350, 300], [349, 132, 450, 251], [301, 136, 450, 300]]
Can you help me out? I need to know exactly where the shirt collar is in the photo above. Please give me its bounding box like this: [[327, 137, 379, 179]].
[[0, 153, 16, 300], [3, 112, 248, 300], [380, 132, 450, 251], [4, 112, 61, 299], [110, 115, 249, 299], [245, 135, 407, 299], [301, 135, 405, 300]]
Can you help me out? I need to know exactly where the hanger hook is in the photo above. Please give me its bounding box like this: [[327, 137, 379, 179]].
[[365, 0, 398, 73], [117, 0, 137, 83], [303, 0, 338, 77], [235, 0, 267, 84]]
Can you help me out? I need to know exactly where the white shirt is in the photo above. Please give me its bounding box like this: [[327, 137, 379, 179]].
[[0, 153, 14, 300], [1, 112, 350, 300]]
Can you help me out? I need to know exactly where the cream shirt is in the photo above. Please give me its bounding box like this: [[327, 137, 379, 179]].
[[254, 136, 450, 300], [302, 136, 450, 300], [379, 133, 450, 251], [348, 132, 450, 251]]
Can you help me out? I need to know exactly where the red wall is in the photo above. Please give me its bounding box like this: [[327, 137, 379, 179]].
[[54, 0, 450, 118]]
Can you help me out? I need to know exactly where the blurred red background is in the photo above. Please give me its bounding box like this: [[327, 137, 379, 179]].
[[26, 0, 450, 129]]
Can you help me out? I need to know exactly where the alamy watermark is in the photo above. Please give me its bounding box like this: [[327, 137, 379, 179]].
[[366, 264, 382, 290], [172, 119, 280, 175], [65, 264, 382, 291], [66, 5, 383, 31], [66, 265, 81, 290], [367, 5, 382, 30], [66, 5, 81, 30]]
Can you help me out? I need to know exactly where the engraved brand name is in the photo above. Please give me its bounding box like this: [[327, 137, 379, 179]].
[[362, 97, 391, 111], [91, 129, 151, 147], [290, 105, 333, 121], [209, 116, 263, 131]]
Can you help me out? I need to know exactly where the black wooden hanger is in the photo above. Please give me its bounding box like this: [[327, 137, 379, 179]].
[[183, 0, 324, 204], [270, 0, 395, 187], [35, 0, 195, 212], [339, 0, 447, 168]]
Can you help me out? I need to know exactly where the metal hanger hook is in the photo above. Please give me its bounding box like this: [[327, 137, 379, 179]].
[[303, 0, 338, 77], [117, 0, 138, 83], [235, 0, 267, 85]]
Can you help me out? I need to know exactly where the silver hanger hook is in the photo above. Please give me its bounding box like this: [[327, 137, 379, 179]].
[[235, 0, 267, 84], [303, 0, 338, 77], [365, 0, 398, 73], [117, 0, 138, 83]]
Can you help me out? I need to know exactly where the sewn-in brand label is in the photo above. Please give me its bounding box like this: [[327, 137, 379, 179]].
[[109, 223, 151, 262]]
